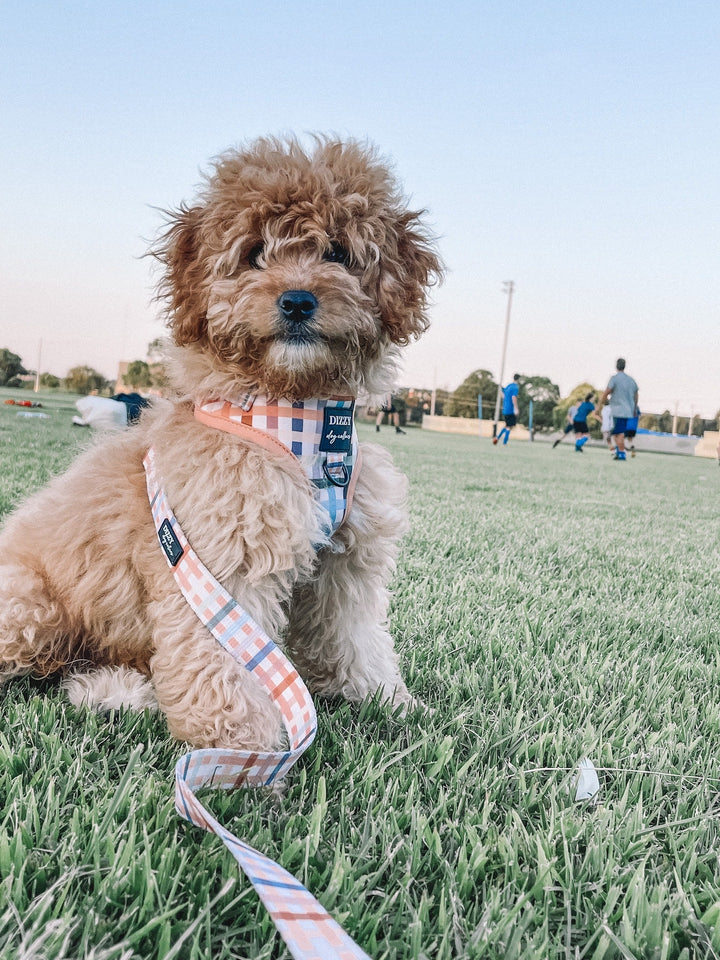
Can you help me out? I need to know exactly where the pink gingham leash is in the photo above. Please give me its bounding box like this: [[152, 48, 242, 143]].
[[143, 447, 371, 960]]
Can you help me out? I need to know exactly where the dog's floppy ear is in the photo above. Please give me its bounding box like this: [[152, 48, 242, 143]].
[[156, 205, 208, 346], [377, 210, 443, 344]]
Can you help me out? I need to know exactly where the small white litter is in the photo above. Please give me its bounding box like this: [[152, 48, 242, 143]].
[[574, 757, 600, 802]]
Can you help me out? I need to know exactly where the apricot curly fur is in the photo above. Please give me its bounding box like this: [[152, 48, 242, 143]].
[[0, 135, 442, 749]]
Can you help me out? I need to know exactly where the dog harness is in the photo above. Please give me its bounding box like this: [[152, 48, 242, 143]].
[[194, 394, 360, 539], [143, 395, 371, 960]]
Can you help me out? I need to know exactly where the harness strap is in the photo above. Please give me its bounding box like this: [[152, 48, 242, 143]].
[[143, 447, 371, 960], [194, 400, 308, 469]]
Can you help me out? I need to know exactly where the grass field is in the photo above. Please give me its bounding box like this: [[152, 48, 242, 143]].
[[1, 389, 720, 959]]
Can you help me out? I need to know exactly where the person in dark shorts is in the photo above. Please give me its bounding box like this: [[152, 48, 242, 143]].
[[599, 358, 639, 461], [571, 392, 598, 452], [553, 402, 578, 448], [376, 394, 405, 434], [493, 374, 520, 446]]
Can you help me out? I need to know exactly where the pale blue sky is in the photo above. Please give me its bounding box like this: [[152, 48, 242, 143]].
[[2, 0, 718, 415]]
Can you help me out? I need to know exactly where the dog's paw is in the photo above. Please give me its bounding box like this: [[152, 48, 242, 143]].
[[392, 693, 433, 718], [63, 666, 158, 713], [378, 683, 432, 718]]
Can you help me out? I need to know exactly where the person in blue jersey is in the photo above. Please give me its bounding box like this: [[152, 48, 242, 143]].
[[599, 358, 639, 461], [571, 392, 599, 452], [553, 401, 579, 448], [493, 374, 520, 445]]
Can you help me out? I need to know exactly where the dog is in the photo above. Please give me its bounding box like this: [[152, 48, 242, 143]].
[[0, 135, 442, 751]]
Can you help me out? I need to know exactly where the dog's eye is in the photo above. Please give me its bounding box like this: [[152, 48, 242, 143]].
[[247, 244, 264, 269], [323, 242, 351, 267]]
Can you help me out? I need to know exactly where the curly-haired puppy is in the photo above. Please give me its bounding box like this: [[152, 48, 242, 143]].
[[0, 136, 442, 750]]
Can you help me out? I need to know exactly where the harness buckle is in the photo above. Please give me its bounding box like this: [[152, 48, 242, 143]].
[[322, 460, 350, 487]]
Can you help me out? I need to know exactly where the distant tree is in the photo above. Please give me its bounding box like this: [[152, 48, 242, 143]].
[[638, 413, 658, 431], [446, 369, 497, 418], [39, 373, 61, 389], [149, 362, 168, 392], [147, 338, 166, 361], [657, 409, 673, 433], [691, 415, 704, 437], [146, 339, 169, 392], [517, 375, 560, 430], [123, 360, 153, 391], [0, 348, 27, 386], [63, 366, 110, 395]]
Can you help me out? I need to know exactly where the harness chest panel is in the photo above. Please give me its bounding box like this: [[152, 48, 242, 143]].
[[194, 395, 360, 538]]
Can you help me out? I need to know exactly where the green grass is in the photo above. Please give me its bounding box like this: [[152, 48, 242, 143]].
[[2, 395, 720, 959], [0, 388, 91, 517]]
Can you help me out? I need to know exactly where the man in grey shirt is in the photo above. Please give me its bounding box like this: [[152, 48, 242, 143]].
[[599, 358, 639, 462]]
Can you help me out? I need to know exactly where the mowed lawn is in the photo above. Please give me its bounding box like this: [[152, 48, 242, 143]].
[[1, 390, 720, 959]]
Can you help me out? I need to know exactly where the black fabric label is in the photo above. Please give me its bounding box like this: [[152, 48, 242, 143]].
[[158, 519, 183, 566], [319, 404, 354, 453]]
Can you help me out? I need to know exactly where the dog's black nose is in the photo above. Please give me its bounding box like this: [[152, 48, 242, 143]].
[[278, 290, 318, 324]]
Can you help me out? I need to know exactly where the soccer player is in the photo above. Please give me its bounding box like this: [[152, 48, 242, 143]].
[[571, 392, 598, 452], [599, 358, 639, 461], [493, 374, 520, 445], [553, 402, 579, 448], [376, 393, 406, 435], [601, 404, 614, 452]]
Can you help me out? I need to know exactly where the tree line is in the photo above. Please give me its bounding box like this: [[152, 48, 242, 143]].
[[0, 348, 166, 395]]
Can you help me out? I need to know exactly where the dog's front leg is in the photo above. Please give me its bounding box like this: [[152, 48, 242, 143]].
[[149, 595, 285, 751], [286, 443, 414, 709]]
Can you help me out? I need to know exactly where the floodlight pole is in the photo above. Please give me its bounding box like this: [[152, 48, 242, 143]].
[[492, 281, 515, 438], [34, 339, 42, 393]]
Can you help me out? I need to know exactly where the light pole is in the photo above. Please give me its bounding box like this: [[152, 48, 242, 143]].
[[34, 339, 42, 393], [492, 281, 514, 437]]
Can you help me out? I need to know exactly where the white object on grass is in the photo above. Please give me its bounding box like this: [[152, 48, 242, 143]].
[[574, 757, 600, 801], [75, 396, 127, 430]]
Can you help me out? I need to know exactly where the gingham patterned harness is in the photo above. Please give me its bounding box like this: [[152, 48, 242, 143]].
[[143, 396, 370, 960], [194, 394, 360, 538]]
